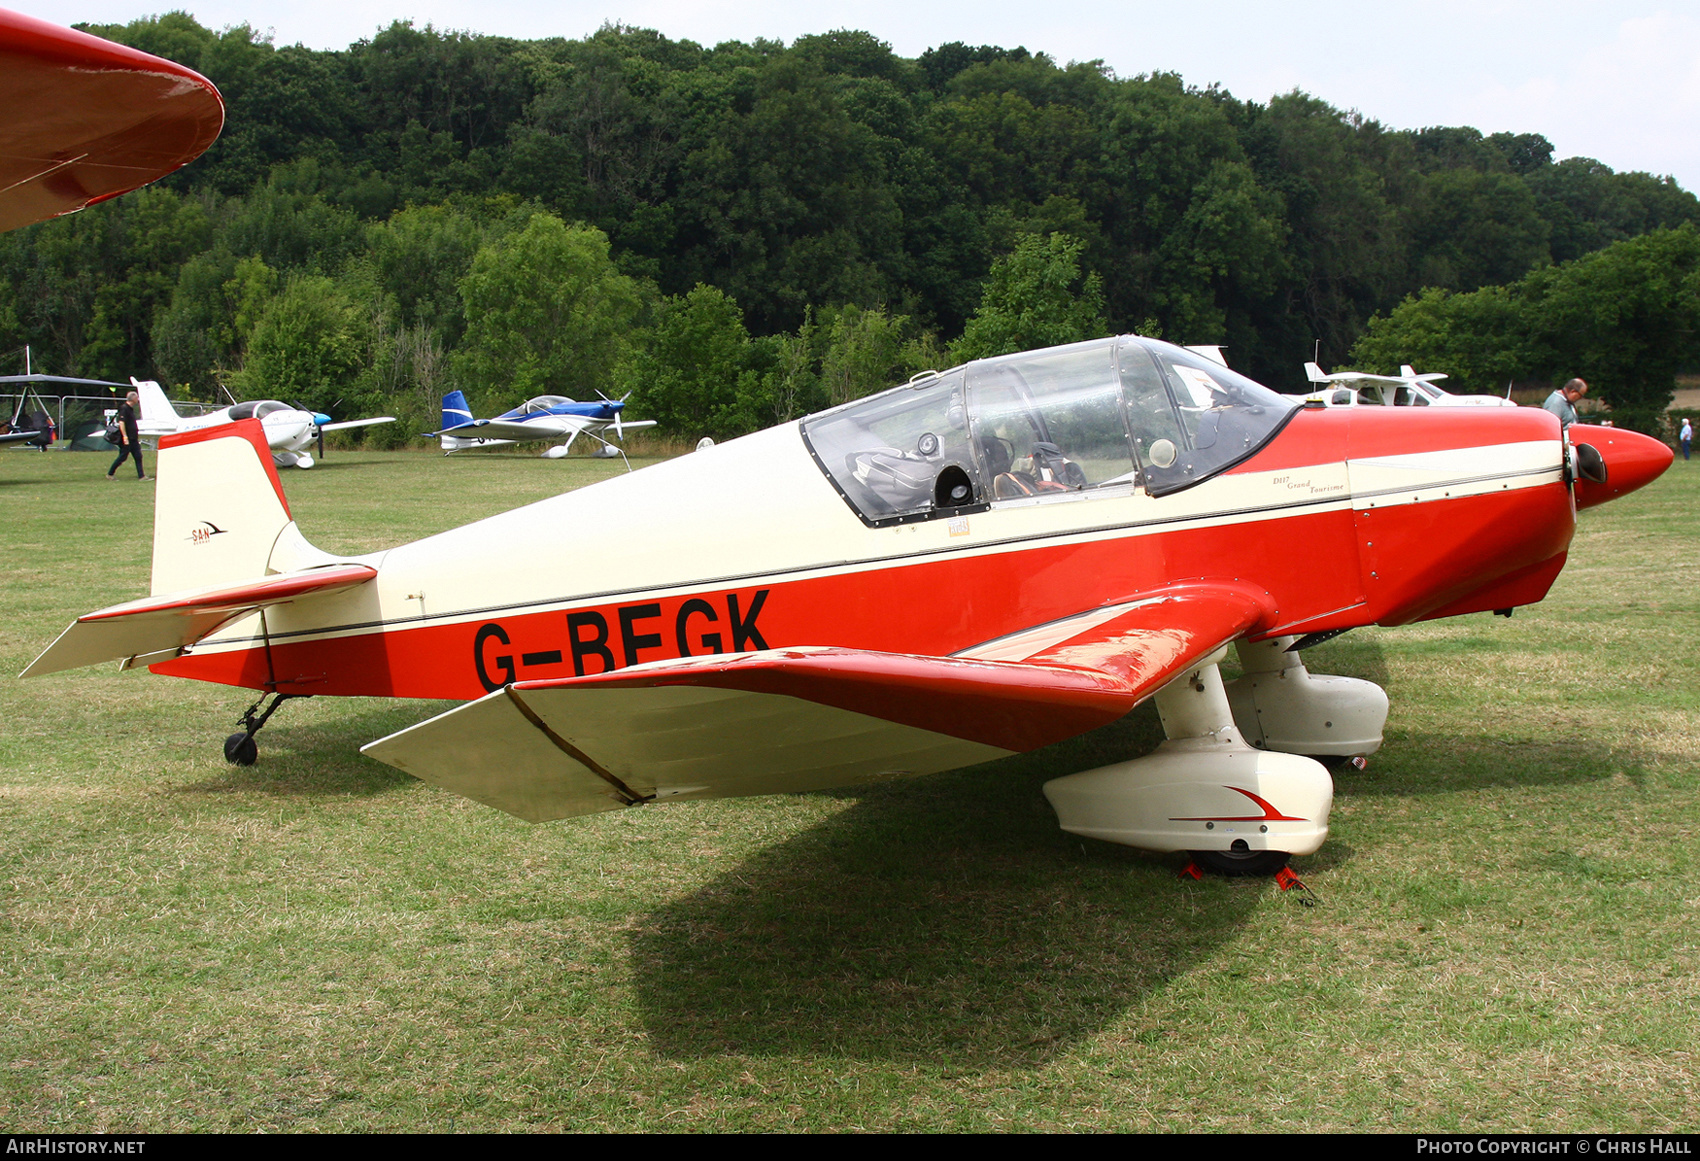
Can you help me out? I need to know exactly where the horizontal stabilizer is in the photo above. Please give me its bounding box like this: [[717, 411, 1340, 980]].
[[362, 580, 1278, 822], [22, 563, 375, 678]]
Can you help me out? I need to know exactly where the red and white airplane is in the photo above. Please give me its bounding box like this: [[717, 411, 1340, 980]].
[[0, 7, 223, 232], [22, 336, 1673, 873]]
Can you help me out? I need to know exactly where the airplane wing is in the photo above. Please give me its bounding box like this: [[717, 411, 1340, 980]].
[[21, 563, 376, 677], [361, 580, 1277, 821], [320, 416, 396, 433], [0, 10, 224, 232], [428, 416, 583, 442]]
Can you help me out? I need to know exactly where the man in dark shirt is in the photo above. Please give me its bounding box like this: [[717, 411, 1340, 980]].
[[106, 390, 147, 480]]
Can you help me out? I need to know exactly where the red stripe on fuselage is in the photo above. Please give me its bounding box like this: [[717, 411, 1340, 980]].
[[1226, 405, 1559, 475], [151, 478, 1568, 700]]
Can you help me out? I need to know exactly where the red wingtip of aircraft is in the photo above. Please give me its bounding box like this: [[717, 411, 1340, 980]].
[[1569, 424, 1674, 510], [0, 6, 224, 233]]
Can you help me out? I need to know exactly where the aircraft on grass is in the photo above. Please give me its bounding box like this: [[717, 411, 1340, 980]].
[[22, 335, 1671, 876], [134, 379, 395, 470], [429, 390, 656, 460], [0, 373, 139, 450], [1304, 362, 1518, 409]]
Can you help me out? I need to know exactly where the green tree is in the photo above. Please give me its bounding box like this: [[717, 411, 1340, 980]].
[[818, 304, 923, 405], [1523, 226, 1700, 412], [368, 203, 487, 346], [1348, 284, 1529, 390], [456, 214, 643, 407], [236, 274, 373, 413], [1351, 227, 1700, 413], [1406, 169, 1549, 291], [619, 283, 759, 438], [153, 252, 278, 395], [951, 232, 1104, 362]]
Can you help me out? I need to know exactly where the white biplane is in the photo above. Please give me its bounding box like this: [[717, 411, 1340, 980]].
[[23, 336, 1672, 875]]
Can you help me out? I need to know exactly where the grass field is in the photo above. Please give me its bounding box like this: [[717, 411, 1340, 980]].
[[1, 444, 1696, 1132]]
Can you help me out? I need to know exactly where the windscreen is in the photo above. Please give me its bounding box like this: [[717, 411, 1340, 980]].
[[1122, 340, 1299, 495]]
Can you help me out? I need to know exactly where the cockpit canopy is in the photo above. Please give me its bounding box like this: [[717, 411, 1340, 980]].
[[516, 395, 574, 414], [801, 336, 1299, 526], [226, 400, 294, 421]]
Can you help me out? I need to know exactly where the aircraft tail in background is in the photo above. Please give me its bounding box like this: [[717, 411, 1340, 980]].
[[441, 390, 473, 432], [131, 377, 179, 425]]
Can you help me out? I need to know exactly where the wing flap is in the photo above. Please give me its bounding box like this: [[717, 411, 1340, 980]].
[[22, 563, 376, 678], [363, 683, 1010, 822], [360, 580, 1279, 822]]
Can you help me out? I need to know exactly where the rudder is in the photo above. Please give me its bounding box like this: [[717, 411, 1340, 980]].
[[441, 390, 473, 431], [151, 419, 294, 595], [132, 377, 179, 424]]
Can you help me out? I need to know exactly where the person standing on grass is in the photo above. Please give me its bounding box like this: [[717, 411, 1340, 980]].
[[1542, 378, 1587, 431], [1681, 417, 1692, 461], [106, 390, 147, 481]]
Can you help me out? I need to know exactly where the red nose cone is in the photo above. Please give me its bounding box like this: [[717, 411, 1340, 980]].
[[1570, 424, 1674, 510]]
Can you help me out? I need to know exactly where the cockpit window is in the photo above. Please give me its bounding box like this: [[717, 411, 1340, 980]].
[[801, 369, 982, 525], [227, 400, 291, 421], [803, 336, 1299, 521], [520, 396, 572, 413], [1127, 340, 1299, 496], [968, 339, 1135, 500]]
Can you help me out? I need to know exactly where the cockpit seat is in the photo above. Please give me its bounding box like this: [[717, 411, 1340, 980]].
[[993, 471, 1037, 500]]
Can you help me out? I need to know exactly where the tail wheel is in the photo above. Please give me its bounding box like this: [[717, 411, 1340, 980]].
[[223, 733, 258, 766], [1190, 844, 1291, 877]]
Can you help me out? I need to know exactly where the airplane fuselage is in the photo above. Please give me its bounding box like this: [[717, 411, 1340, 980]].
[[155, 405, 1585, 701]]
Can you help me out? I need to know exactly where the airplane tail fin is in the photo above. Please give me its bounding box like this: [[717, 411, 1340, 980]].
[[441, 390, 473, 430], [1304, 361, 1328, 383], [131, 377, 178, 423], [22, 419, 366, 679], [440, 390, 473, 452], [150, 419, 323, 595]]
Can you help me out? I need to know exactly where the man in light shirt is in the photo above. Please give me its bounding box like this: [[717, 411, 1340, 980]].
[[1542, 378, 1587, 431]]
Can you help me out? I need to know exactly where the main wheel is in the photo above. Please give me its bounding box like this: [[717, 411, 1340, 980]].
[[223, 733, 258, 766], [1190, 845, 1290, 877]]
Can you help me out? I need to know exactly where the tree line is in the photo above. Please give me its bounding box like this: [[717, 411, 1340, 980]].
[[2, 13, 1696, 441]]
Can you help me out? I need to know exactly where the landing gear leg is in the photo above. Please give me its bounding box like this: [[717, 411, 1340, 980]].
[[223, 692, 309, 766]]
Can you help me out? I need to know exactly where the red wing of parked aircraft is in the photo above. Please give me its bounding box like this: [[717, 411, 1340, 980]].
[[21, 335, 1676, 875], [0, 7, 224, 232]]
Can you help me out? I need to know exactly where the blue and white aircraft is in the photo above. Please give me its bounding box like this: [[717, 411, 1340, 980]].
[[429, 390, 656, 460]]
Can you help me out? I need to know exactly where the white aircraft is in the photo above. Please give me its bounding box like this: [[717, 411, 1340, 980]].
[[429, 390, 656, 459], [1303, 363, 1517, 409], [134, 379, 395, 469]]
